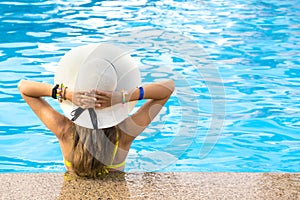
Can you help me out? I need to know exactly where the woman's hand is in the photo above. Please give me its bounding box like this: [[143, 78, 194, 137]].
[[69, 89, 121, 109], [92, 90, 122, 109], [71, 91, 99, 109]]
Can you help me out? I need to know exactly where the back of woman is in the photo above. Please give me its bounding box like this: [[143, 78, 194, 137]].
[[18, 44, 175, 178], [67, 125, 118, 177]]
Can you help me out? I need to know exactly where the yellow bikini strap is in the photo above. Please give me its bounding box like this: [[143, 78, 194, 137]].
[[64, 159, 72, 168], [110, 129, 119, 166], [106, 160, 126, 169]]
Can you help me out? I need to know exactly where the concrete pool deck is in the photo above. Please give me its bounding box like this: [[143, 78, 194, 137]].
[[0, 172, 299, 200]]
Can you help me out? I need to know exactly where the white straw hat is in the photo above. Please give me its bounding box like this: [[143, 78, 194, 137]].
[[54, 43, 141, 129]]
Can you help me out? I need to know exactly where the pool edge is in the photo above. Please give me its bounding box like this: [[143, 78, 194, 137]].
[[1, 172, 299, 199]]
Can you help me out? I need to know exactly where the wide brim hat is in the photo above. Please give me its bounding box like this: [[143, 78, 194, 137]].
[[54, 43, 141, 129]]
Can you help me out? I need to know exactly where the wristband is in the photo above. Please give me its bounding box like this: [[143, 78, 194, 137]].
[[52, 84, 59, 99], [138, 86, 144, 100]]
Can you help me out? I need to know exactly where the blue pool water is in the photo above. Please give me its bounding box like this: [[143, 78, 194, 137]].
[[0, 0, 299, 173]]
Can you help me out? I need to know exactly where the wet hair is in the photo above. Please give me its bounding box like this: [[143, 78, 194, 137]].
[[68, 124, 117, 178]]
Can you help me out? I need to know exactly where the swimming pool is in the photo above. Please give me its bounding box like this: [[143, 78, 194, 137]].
[[0, 0, 299, 173]]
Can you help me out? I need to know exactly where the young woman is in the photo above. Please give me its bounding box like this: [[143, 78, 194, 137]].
[[18, 79, 174, 177]]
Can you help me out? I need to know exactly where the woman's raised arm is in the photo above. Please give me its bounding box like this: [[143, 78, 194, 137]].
[[123, 79, 175, 138], [18, 80, 70, 138]]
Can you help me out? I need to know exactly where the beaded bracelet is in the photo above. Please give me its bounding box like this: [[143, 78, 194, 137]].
[[52, 83, 65, 103], [56, 83, 64, 103], [121, 89, 128, 106]]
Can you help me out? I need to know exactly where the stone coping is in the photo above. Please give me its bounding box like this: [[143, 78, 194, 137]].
[[1, 172, 299, 200]]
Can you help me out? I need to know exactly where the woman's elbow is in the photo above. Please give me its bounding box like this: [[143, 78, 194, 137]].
[[162, 79, 175, 99], [169, 79, 175, 93], [167, 79, 175, 96], [18, 79, 24, 92], [18, 79, 27, 94]]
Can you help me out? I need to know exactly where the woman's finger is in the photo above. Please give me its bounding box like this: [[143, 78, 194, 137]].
[[75, 90, 113, 108], [80, 94, 97, 101], [95, 95, 110, 102], [95, 104, 102, 109], [94, 90, 111, 97]]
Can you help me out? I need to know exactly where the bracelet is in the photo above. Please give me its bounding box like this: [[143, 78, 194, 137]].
[[52, 84, 59, 99], [56, 83, 64, 103], [52, 83, 66, 103], [121, 89, 128, 105], [63, 86, 68, 100], [138, 86, 144, 100]]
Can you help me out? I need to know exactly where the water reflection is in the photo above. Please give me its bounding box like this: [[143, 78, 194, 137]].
[[0, 0, 299, 172], [59, 172, 131, 200], [58, 172, 300, 199]]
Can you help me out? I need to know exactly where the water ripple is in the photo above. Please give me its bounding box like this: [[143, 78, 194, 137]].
[[0, 0, 299, 172]]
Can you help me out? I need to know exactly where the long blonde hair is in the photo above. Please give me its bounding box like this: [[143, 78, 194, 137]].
[[69, 124, 117, 178]]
